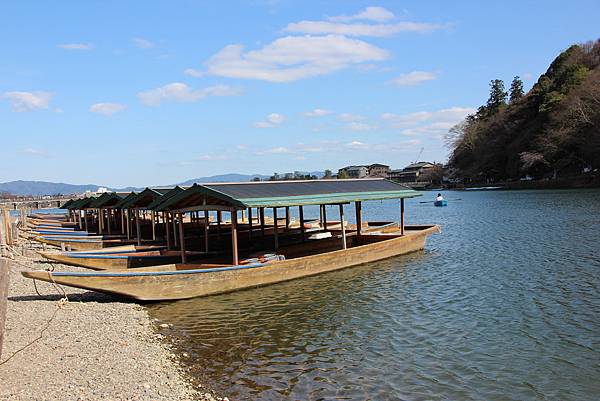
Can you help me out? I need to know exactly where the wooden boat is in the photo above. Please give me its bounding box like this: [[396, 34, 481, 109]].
[[38, 249, 206, 270], [23, 224, 439, 301], [34, 236, 137, 251], [434, 200, 448, 207]]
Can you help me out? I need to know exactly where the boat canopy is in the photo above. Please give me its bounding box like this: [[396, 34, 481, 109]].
[[65, 196, 97, 210], [116, 187, 171, 210], [113, 192, 138, 209], [153, 179, 421, 211], [60, 199, 75, 209], [89, 192, 128, 209], [145, 186, 185, 210]]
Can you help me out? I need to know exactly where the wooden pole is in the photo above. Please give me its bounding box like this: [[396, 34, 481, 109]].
[[323, 205, 328, 230], [339, 204, 347, 249], [165, 212, 171, 249], [231, 209, 239, 265], [120, 210, 125, 234], [172, 213, 178, 247], [178, 213, 186, 264], [84, 211, 89, 232], [400, 198, 405, 235], [273, 207, 279, 250], [260, 207, 265, 236], [204, 210, 209, 252], [98, 208, 103, 233], [78, 210, 83, 230], [0, 258, 9, 360], [135, 209, 141, 246], [285, 206, 290, 229], [299, 206, 305, 241], [216, 211, 221, 240], [355, 201, 362, 236], [107, 209, 112, 235], [126, 209, 131, 239], [151, 211, 156, 241], [248, 208, 253, 240]]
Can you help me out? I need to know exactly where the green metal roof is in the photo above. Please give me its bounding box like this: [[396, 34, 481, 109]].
[[153, 179, 421, 211]]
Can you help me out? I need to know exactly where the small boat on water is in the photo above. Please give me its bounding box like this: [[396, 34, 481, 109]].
[[24, 179, 441, 300], [434, 200, 448, 207]]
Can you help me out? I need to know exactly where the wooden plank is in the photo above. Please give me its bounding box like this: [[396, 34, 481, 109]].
[[0, 258, 9, 360]]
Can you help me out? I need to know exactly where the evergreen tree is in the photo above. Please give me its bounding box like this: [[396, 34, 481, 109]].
[[509, 76, 524, 103], [486, 79, 508, 113]]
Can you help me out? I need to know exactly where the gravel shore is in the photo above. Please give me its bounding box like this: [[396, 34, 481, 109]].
[[0, 241, 225, 401]]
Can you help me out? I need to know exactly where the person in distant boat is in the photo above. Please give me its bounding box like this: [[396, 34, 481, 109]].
[[436, 193, 444, 202]]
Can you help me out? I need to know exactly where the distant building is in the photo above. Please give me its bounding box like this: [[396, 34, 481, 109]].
[[338, 163, 390, 179], [388, 162, 436, 183], [96, 187, 110, 194]]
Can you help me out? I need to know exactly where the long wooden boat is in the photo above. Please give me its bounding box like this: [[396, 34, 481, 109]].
[[34, 236, 137, 251], [23, 224, 439, 301], [38, 249, 207, 270]]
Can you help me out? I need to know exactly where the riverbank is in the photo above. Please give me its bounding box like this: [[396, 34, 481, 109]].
[[0, 241, 225, 401]]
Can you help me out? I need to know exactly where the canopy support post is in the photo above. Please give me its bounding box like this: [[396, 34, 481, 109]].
[[120, 210, 125, 234], [204, 210, 209, 252], [165, 212, 171, 249], [172, 213, 178, 247], [400, 198, 405, 235], [178, 212, 186, 264], [260, 208, 265, 236], [151, 211, 156, 240], [339, 204, 347, 249], [273, 207, 279, 250], [216, 211, 221, 240], [285, 206, 290, 229], [231, 209, 239, 265], [355, 201, 362, 237], [107, 210, 112, 235], [84, 211, 89, 232], [299, 206, 305, 242], [248, 208, 253, 240], [98, 208, 103, 233], [323, 205, 328, 230], [135, 209, 141, 246]]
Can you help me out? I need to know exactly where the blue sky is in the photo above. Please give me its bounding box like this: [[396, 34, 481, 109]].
[[2, 0, 599, 187]]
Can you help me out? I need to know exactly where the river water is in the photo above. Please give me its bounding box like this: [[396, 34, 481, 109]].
[[148, 189, 600, 400]]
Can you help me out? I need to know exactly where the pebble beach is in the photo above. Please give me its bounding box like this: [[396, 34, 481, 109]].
[[0, 240, 225, 401]]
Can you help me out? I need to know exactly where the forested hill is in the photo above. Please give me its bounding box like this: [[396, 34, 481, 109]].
[[447, 40, 600, 183]]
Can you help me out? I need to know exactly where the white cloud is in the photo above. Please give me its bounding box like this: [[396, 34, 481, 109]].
[[184, 68, 204, 77], [349, 122, 376, 131], [23, 148, 48, 156], [338, 113, 366, 122], [196, 154, 227, 161], [329, 7, 395, 23], [138, 83, 242, 106], [205, 35, 389, 82], [254, 113, 285, 128], [3, 91, 53, 112], [89, 102, 126, 116], [392, 71, 437, 87], [381, 107, 475, 136], [58, 43, 93, 50], [345, 140, 368, 149], [304, 108, 332, 117], [285, 21, 444, 37], [264, 146, 291, 154], [132, 38, 154, 49]]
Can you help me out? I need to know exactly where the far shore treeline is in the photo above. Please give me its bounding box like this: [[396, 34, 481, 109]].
[[446, 39, 600, 183]]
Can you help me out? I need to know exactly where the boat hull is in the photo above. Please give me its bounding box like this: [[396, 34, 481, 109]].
[[38, 250, 197, 270], [434, 200, 448, 207], [23, 225, 440, 301], [35, 237, 135, 251]]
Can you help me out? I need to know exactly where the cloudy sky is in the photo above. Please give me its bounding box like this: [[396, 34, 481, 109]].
[[2, 1, 598, 187]]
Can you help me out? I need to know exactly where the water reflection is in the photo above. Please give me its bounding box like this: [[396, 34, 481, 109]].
[[149, 189, 600, 400]]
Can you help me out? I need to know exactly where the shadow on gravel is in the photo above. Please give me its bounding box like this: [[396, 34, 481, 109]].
[[8, 291, 137, 304]]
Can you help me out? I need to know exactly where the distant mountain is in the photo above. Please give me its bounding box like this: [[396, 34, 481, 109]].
[[178, 173, 270, 186], [0, 180, 101, 196], [0, 171, 327, 196]]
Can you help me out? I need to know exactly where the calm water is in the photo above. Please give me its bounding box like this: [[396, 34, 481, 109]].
[[148, 189, 600, 400]]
